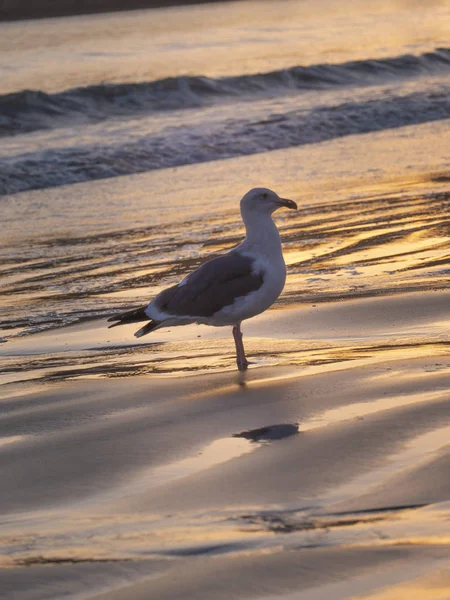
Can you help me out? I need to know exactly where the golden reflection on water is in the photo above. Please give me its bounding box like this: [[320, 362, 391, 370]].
[[1, 175, 450, 340], [0, 435, 24, 448], [2, 329, 449, 387], [142, 436, 255, 489], [282, 187, 450, 301], [324, 425, 450, 509], [300, 393, 450, 433]]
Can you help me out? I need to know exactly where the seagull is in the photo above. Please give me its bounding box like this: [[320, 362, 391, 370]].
[[107, 188, 297, 371]]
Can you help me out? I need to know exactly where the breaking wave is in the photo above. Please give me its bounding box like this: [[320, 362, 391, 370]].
[[1, 48, 450, 137]]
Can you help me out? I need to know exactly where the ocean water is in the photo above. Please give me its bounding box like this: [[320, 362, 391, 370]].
[[0, 0, 450, 343]]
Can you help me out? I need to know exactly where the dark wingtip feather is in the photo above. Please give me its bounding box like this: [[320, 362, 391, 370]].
[[106, 305, 149, 328]]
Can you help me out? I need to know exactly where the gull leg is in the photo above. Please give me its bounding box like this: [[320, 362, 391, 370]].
[[232, 322, 249, 371]]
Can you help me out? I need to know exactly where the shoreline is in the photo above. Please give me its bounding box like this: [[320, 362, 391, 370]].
[[2, 288, 450, 386]]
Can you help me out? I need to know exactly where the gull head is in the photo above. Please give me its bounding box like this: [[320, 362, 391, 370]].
[[240, 188, 297, 216]]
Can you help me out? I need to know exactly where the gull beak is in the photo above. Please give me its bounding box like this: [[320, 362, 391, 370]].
[[277, 197, 297, 210]]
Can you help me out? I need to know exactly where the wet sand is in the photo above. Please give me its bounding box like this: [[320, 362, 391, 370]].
[[1, 289, 450, 599], [1, 122, 450, 598]]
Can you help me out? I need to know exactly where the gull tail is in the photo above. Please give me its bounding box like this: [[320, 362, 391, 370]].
[[107, 306, 160, 338]]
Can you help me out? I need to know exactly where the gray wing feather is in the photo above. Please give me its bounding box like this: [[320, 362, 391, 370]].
[[155, 252, 263, 318]]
